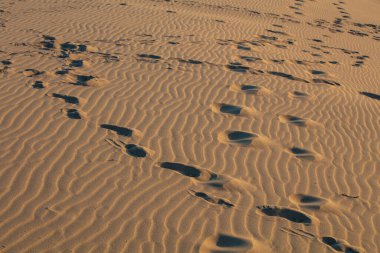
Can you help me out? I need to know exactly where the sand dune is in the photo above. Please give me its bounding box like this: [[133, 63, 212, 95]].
[[0, 0, 379, 252]]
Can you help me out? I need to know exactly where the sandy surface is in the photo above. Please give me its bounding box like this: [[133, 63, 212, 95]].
[[0, 0, 379, 252]]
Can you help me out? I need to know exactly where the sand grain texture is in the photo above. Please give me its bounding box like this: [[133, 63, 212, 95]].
[[0, 0, 379, 252]]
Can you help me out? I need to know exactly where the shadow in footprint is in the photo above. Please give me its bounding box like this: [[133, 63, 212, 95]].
[[240, 55, 262, 62], [160, 162, 217, 181], [360, 91, 380, 101], [76, 75, 95, 85], [178, 59, 203, 65], [218, 130, 271, 148], [125, 144, 147, 158], [70, 60, 84, 68], [322, 237, 359, 253], [190, 190, 234, 208], [220, 104, 241, 115], [313, 78, 341, 86], [289, 90, 310, 99], [288, 147, 320, 161], [232, 84, 271, 95], [32, 81, 45, 89], [200, 233, 253, 252], [257, 206, 312, 224], [279, 115, 308, 127], [290, 194, 327, 210], [100, 124, 133, 137], [226, 62, 249, 73], [227, 131, 257, 145], [51, 93, 79, 104], [159, 162, 254, 193], [268, 71, 309, 83], [137, 53, 161, 63], [106, 139, 150, 158], [24, 69, 44, 77], [65, 109, 82, 119]]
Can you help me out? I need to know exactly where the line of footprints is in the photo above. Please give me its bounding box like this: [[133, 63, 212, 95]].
[[21, 35, 369, 253]]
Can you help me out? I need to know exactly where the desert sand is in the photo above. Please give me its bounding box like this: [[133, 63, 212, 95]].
[[0, 0, 379, 252]]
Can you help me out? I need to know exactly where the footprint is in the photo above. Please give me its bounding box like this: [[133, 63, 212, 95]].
[[279, 115, 307, 127], [31, 80, 46, 89], [178, 58, 203, 65], [280, 229, 361, 252], [278, 115, 319, 127], [256, 206, 312, 225], [106, 139, 151, 158], [313, 78, 341, 86], [237, 44, 251, 51], [55, 69, 70, 75], [310, 69, 330, 77], [289, 194, 328, 210], [23, 69, 44, 77], [287, 147, 322, 161], [189, 190, 234, 208], [240, 55, 262, 63], [226, 62, 250, 73], [137, 53, 161, 63], [359, 91, 380, 101], [76, 75, 95, 85], [218, 131, 270, 147], [159, 162, 217, 182], [41, 35, 58, 50], [211, 103, 255, 117], [69, 59, 89, 68], [100, 124, 134, 137], [1, 60, 12, 66], [199, 234, 253, 253], [288, 90, 310, 99], [125, 144, 148, 158], [321, 237, 360, 253], [49, 93, 79, 104], [159, 162, 254, 192], [68, 74, 109, 87], [230, 84, 271, 95], [62, 108, 84, 119], [268, 71, 309, 83]]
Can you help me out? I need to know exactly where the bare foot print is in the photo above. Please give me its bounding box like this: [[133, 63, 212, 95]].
[[256, 206, 312, 225], [287, 147, 322, 161], [189, 190, 234, 208], [199, 233, 253, 253], [211, 103, 255, 117]]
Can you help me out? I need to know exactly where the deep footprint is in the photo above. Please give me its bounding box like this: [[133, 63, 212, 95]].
[[289, 194, 327, 210], [32, 81, 45, 89], [257, 206, 312, 224], [125, 144, 147, 158], [200, 233, 253, 253], [106, 139, 149, 158], [226, 131, 257, 145], [360, 91, 380, 101], [288, 147, 321, 161], [289, 90, 310, 99], [218, 130, 270, 147], [313, 78, 341, 86], [321, 237, 360, 253], [65, 109, 82, 119], [159, 162, 217, 181], [233, 84, 272, 95], [51, 93, 79, 104], [211, 103, 254, 117], [279, 115, 310, 127], [190, 190, 234, 208], [100, 124, 133, 137]]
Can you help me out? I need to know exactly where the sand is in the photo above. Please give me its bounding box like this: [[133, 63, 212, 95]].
[[0, 0, 379, 252]]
